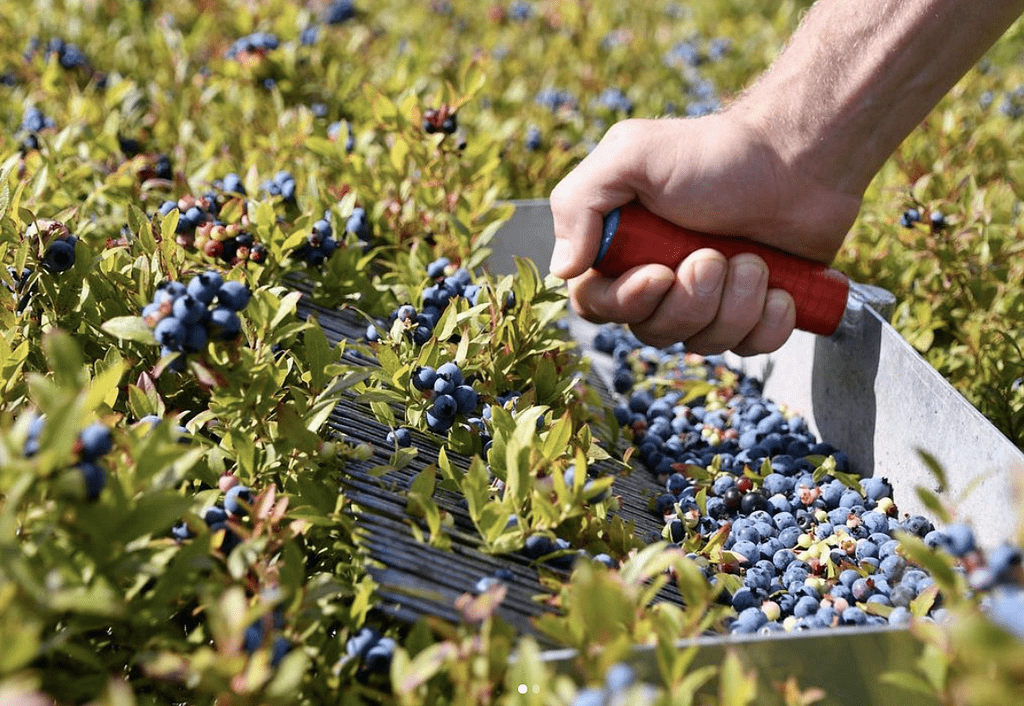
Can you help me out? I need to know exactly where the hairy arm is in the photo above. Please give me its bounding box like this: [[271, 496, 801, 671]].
[[549, 0, 1024, 354]]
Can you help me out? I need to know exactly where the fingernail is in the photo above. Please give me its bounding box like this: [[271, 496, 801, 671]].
[[763, 292, 793, 329], [694, 258, 727, 296], [732, 260, 767, 297]]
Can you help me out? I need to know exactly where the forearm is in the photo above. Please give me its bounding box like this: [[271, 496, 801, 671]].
[[736, 0, 1024, 198]]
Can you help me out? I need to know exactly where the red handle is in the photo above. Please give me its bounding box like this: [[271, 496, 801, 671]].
[[593, 202, 849, 336]]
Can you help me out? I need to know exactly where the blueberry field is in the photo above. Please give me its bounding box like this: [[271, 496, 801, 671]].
[[2, 1, 1024, 705]]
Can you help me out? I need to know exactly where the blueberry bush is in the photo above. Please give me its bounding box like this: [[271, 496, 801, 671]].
[[1, 1, 1023, 705]]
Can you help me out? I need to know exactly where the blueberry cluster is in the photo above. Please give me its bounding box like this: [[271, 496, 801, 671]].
[[346, 206, 372, 244], [292, 216, 338, 266], [23, 36, 90, 70], [328, 120, 357, 152], [507, 0, 534, 22], [524, 125, 542, 151], [171, 484, 253, 555], [24, 416, 112, 500], [18, 105, 56, 152], [592, 323, 996, 635], [225, 32, 280, 59], [534, 87, 578, 114], [422, 106, 458, 135], [142, 271, 250, 368], [324, 0, 357, 24], [156, 182, 266, 265], [344, 627, 396, 678], [260, 170, 297, 202], [4, 266, 32, 312], [365, 257, 481, 344], [899, 207, 946, 231], [410, 362, 480, 434], [592, 87, 633, 115], [243, 611, 291, 668]]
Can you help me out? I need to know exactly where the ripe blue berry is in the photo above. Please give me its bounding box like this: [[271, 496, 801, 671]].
[[216, 281, 250, 311], [224, 485, 253, 516], [153, 316, 187, 348], [78, 461, 106, 500], [78, 423, 113, 461], [172, 295, 205, 325], [208, 307, 241, 340], [42, 238, 76, 273], [411, 366, 437, 391], [187, 271, 223, 305]]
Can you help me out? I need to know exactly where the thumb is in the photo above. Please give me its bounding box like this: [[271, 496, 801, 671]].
[[547, 123, 649, 280]]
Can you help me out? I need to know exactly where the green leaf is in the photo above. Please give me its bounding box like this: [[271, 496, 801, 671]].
[[914, 486, 952, 524], [302, 319, 331, 391], [719, 650, 757, 706], [915, 448, 948, 493], [102, 316, 155, 344]]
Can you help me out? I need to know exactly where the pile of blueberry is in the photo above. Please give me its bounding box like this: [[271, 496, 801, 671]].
[[410, 362, 480, 435], [365, 257, 481, 344], [141, 271, 250, 369], [156, 179, 267, 266], [24, 416, 112, 501], [291, 215, 338, 267], [592, 323, 1023, 635]]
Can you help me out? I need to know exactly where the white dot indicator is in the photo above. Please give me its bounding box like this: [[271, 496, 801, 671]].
[[518, 684, 527, 694]]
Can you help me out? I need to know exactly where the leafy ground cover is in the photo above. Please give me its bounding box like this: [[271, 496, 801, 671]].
[[0, 1, 1023, 705]]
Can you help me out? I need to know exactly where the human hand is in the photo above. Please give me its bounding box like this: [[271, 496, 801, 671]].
[[548, 113, 860, 355]]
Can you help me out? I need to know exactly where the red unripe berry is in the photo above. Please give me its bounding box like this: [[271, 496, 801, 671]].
[[204, 239, 224, 258]]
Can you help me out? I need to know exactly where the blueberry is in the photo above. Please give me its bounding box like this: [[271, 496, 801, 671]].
[[172, 295, 205, 325], [78, 423, 113, 461], [203, 506, 228, 526], [243, 620, 266, 653], [182, 324, 208, 352], [452, 385, 478, 414], [425, 411, 453, 434], [436, 362, 463, 386], [346, 627, 381, 659], [387, 428, 412, 447], [78, 461, 106, 500], [604, 662, 634, 693], [411, 366, 438, 391], [433, 376, 455, 396], [943, 523, 976, 557], [225, 485, 253, 517], [209, 307, 242, 340], [153, 316, 187, 349], [270, 636, 291, 667], [187, 271, 223, 305], [42, 238, 76, 273], [217, 281, 250, 311]]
